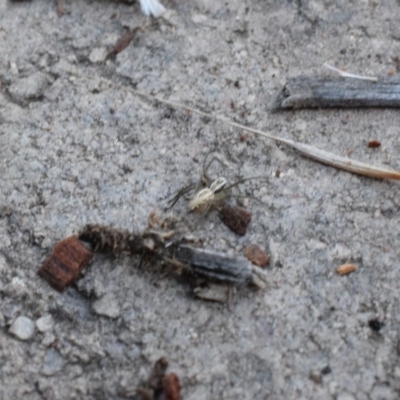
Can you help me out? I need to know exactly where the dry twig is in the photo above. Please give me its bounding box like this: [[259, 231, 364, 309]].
[[130, 89, 400, 181]]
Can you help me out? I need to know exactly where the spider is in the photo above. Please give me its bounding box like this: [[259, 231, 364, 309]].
[[168, 153, 263, 216]]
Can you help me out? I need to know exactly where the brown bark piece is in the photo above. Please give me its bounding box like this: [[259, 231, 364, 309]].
[[219, 205, 251, 236], [163, 373, 181, 400], [37, 236, 93, 292], [367, 140, 381, 148], [244, 244, 270, 268]]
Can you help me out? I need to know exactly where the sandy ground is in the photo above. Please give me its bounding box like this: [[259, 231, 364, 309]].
[[1, 0, 400, 399]]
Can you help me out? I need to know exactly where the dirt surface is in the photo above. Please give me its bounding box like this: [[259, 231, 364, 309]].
[[1, 0, 400, 399]]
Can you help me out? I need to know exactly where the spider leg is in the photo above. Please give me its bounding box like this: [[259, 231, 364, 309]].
[[167, 182, 197, 209]]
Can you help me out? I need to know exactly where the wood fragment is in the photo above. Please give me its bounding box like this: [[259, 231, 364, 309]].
[[37, 237, 93, 292], [274, 76, 400, 110], [219, 205, 251, 236], [244, 244, 270, 268], [79, 224, 268, 290], [162, 373, 181, 400], [137, 357, 170, 400], [368, 140, 381, 148], [336, 263, 357, 275], [193, 283, 230, 303], [56, 0, 66, 17], [106, 27, 140, 60], [171, 244, 267, 289]]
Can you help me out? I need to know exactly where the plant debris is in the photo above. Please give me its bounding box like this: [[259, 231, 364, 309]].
[[219, 205, 252, 236], [139, 0, 166, 18], [336, 263, 357, 275], [193, 282, 231, 303], [37, 236, 93, 292], [274, 76, 400, 110], [323, 63, 378, 82], [162, 373, 182, 400], [368, 140, 381, 148], [131, 88, 400, 181], [136, 357, 181, 400], [106, 27, 141, 59], [79, 222, 268, 290], [244, 244, 270, 268]]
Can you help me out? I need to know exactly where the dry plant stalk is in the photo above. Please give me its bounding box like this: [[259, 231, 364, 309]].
[[130, 89, 400, 181], [323, 63, 378, 82]]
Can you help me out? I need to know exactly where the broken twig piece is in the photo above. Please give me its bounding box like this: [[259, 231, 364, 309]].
[[78, 224, 268, 290], [274, 76, 400, 110]]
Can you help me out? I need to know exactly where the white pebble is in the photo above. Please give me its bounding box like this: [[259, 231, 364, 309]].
[[36, 315, 54, 333], [9, 316, 35, 341], [93, 293, 121, 319]]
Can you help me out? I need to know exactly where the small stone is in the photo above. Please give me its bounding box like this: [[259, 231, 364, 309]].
[[36, 315, 54, 333], [337, 393, 356, 400], [42, 349, 64, 376], [41, 333, 56, 346], [93, 293, 121, 319], [8, 72, 50, 105], [89, 47, 107, 63], [9, 316, 35, 341]]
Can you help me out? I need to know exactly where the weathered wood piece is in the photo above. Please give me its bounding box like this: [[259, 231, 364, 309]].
[[78, 224, 268, 289], [274, 77, 400, 110], [38, 237, 93, 292], [170, 244, 267, 288]]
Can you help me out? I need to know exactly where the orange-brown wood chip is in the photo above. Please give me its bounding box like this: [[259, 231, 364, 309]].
[[37, 236, 93, 292]]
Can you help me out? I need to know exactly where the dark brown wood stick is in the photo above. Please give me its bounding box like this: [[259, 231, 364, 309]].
[[274, 77, 400, 110], [78, 224, 268, 289]]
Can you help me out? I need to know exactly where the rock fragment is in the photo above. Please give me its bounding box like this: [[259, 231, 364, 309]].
[[92, 293, 121, 319], [36, 315, 54, 333], [42, 349, 64, 376], [8, 72, 50, 105], [9, 316, 35, 340]]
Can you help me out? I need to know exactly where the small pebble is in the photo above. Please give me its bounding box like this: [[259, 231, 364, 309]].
[[42, 349, 64, 376], [93, 293, 121, 319], [41, 333, 56, 346], [8, 72, 49, 104], [89, 47, 107, 64], [36, 315, 54, 333], [9, 316, 35, 341]]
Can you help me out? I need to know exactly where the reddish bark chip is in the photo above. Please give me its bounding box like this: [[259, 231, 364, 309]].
[[37, 236, 93, 292], [244, 244, 270, 268], [162, 373, 181, 400], [367, 140, 381, 148], [219, 205, 251, 236]]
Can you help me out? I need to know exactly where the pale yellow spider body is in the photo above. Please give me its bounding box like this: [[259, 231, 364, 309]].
[[189, 177, 228, 212]]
